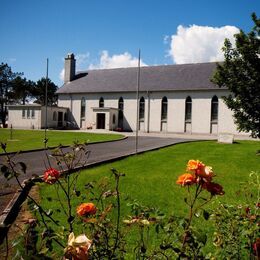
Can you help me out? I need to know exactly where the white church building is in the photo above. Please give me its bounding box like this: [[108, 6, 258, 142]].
[[56, 53, 245, 136]]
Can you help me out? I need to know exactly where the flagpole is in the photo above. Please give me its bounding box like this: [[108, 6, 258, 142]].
[[135, 49, 141, 154], [44, 58, 49, 149]]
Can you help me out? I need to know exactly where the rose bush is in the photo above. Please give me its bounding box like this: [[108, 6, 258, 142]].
[[1, 141, 259, 259]]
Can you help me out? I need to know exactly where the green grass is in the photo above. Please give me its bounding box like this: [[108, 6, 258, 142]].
[[38, 140, 260, 255], [40, 140, 260, 215], [0, 128, 123, 153]]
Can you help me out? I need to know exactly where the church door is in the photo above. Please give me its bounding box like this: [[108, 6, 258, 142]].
[[58, 112, 63, 127], [97, 113, 105, 129]]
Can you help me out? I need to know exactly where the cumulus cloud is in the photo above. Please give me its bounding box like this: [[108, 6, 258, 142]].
[[75, 53, 90, 70], [59, 68, 65, 81], [169, 25, 239, 64], [88, 50, 147, 70], [163, 35, 170, 44], [59, 51, 146, 81]]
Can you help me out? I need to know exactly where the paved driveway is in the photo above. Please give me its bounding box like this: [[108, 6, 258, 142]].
[[0, 136, 195, 214]]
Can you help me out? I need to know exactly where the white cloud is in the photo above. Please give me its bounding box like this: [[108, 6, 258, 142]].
[[163, 35, 170, 44], [59, 51, 146, 81], [75, 53, 90, 70], [169, 25, 239, 64], [88, 50, 147, 70], [59, 68, 65, 81]]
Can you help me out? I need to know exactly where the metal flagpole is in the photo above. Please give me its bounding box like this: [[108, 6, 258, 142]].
[[44, 58, 49, 149], [135, 49, 141, 154]]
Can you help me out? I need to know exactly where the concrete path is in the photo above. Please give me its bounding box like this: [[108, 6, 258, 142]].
[[0, 135, 197, 181], [0, 135, 198, 215]]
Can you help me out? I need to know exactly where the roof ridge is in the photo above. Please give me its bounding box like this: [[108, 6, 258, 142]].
[[76, 61, 219, 74]]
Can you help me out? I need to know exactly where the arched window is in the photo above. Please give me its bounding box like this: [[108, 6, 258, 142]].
[[99, 97, 104, 108], [81, 98, 86, 119], [112, 114, 116, 124], [139, 96, 145, 120], [161, 96, 168, 121], [118, 97, 124, 111], [118, 97, 124, 129], [185, 96, 192, 122], [53, 111, 57, 121], [80, 97, 86, 128], [211, 95, 218, 122]]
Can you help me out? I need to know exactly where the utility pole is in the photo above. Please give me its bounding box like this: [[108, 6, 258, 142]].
[[44, 58, 49, 149], [135, 49, 141, 154]]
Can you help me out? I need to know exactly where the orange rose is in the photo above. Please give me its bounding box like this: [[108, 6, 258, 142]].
[[176, 173, 196, 186], [187, 160, 204, 171], [202, 182, 224, 195], [43, 168, 60, 184], [77, 203, 97, 217], [196, 165, 214, 182]]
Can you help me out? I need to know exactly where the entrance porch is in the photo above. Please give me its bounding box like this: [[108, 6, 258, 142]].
[[92, 107, 118, 131]]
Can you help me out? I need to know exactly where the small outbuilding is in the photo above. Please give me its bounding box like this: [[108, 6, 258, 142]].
[[7, 104, 69, 129]]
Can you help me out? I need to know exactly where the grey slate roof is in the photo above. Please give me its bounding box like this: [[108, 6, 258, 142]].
[[56, 62, 220, 94]]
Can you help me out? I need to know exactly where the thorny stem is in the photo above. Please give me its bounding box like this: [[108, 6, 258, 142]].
[[54, 184, 68, 217], [56, 178, 73, 233], [194, 196, 213, 213], [97, 190, 111, 255], [44, 150, 52, 169], [112, 171, 121, 257], [67, 174, 73, 233], [38, 207, 65, 248], [182, 183, 203, 248]]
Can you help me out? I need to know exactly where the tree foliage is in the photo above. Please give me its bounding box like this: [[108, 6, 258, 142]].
[[0, 63, 59, 126], [32, 77, 58, 106], [212, 13, 260, 138], [0, 63, 20, 126], [10, 76, 35, 105]]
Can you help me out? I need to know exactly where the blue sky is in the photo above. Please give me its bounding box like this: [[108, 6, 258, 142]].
[[1, 0, 259, 86]]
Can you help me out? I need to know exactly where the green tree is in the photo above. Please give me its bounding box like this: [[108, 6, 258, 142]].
[[32, 77, 58, 106], [11, 76, 35, 105], [0, 63, 19, 126], [212, 13, 260, 138]]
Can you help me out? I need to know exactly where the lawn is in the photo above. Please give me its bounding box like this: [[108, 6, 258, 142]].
[[0, 128, 123, 153], [38, 140, 259, 256]]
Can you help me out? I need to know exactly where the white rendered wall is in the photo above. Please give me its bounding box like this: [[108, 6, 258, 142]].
[[191, 92, 212, 134], [59, 93, 138, 131], [41, 107, 68, 129], [8, 107, 42, 129], [58, 90, 247, 136]]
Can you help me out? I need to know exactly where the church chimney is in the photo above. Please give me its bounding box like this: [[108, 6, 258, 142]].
[[64, 53, 76, 83]]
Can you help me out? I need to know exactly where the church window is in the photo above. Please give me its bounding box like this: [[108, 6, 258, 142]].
[[161, 96, 168, 121]]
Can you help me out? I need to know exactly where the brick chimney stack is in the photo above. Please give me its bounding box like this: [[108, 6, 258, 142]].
[[64, 53, 76, 83]]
